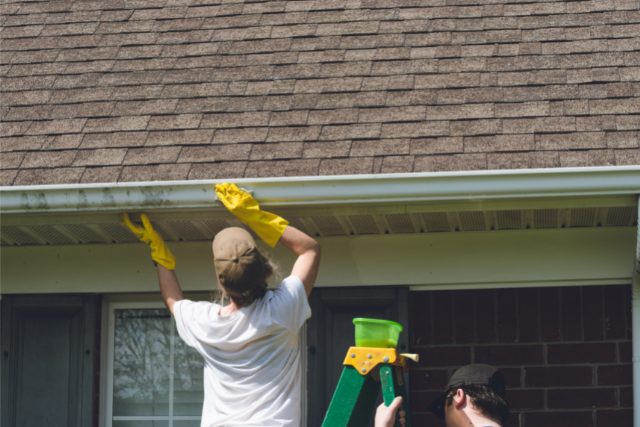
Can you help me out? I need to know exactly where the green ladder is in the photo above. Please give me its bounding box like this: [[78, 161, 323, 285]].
[[321, 347, 413, 427]]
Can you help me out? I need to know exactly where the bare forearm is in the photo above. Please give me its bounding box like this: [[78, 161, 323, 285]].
[[156, 265, 183, 313], [279, 225, 321, 296]]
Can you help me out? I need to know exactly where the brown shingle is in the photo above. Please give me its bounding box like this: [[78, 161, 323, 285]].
[[378, 156, 415, 174], [201, 112, 270, 129], [535, 132, 607, 150], [119, 164, 191, 182], [147, 114, 202, 130], [267, 126, 321, 142], [213, 128, 269, 144], [80, 166, 122, 183], [249, 142, 304, 160], [319, 124, 380, 140], [464, 134, 535, 153], [146, 129, 214, 146], [188, 162, 248, 179], [1, 152, 25, 169], [303, 140, 352, 158], [74, 148, 127, 166], [410, 137, 464, 155], [244, 159, 320, 178], [0, 170, 18, 185], [81, 131, 148, 149], [319, 157, 374, 175], [178, 144, 252, 162], [559, 149, 616, 167], [14, 167, 84, 185], [26, 119, 87, 136], [123, 147, 181, 165], [84, 116, 150, 133], [350, 139, 410, 157], [1, 136, 47, 152], [381, 121, 450, 138], [414, 153, 487, 172]]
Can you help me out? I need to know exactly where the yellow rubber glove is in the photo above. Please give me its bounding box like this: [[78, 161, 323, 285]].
[[214, 183, 289, 247], [122, 213, 176, 270]]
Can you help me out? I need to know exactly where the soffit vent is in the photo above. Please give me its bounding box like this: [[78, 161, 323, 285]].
[[1, 206, 636, 246]]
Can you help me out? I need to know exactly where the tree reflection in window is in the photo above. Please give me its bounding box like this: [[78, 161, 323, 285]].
[[113, 309, 203, 418]]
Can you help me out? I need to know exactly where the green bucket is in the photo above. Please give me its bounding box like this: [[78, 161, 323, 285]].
[[353, 317, 403, 348]]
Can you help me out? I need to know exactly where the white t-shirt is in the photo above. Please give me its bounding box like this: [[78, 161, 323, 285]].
[[173, 275, 311, 427]]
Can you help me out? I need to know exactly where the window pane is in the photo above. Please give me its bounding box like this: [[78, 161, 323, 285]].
[[113, 421, 168, 427], [174, 421, 201, 427], [173, 337, 204, 416], [113, 309, 172, 416]]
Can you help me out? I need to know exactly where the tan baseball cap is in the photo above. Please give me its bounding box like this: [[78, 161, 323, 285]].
[[212, 227, 260, 292]]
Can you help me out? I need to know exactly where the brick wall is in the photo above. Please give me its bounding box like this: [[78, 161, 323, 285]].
[[408, 285, 632, 427]]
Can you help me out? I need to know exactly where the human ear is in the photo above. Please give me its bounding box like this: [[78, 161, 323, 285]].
[[453, 388, 467, 409]]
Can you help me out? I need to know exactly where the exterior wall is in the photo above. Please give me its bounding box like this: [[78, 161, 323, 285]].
[[409, 284, 632, 427]]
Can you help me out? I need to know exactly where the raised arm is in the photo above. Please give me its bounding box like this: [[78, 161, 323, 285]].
[[214, 183, 320, 295], [278, 225, 320, 296], [122, 213, 183, 313]]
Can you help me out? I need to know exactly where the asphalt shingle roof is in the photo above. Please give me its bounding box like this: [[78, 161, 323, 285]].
[[1, 0, 639, 185]]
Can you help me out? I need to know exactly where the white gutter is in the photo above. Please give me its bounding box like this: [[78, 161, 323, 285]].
[[634, 195, 640, 427], [1, 166, 639, 215]]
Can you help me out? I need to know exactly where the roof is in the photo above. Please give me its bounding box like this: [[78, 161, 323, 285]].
[[1, 1, 639, 185]]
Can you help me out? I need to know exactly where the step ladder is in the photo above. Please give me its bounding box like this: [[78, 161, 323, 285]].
[[321, 346, 414, 427]]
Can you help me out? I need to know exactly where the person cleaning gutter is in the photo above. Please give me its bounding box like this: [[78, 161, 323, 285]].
[[123, 183, 321, 427]]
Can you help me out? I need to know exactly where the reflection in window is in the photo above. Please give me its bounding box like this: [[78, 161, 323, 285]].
[[112, 309, 203, 426]]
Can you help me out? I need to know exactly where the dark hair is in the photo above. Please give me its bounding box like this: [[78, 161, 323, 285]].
[[220, 250, 274, 308], [445, 384, 509, 425]]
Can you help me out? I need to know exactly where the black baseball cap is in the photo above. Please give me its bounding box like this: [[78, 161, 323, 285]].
[[428, 364, 506, 419]]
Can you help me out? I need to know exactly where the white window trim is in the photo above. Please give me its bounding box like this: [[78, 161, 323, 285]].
[[100, 300, 201, 427]]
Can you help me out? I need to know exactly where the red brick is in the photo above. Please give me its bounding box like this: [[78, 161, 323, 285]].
[[417, 346, 471, 368], [432, 291, 454, 345], [409, 368, 449, 391], [452, 291, 474, 344], [525, 366, 593, 387], [540, 287, 562, 341], [548, 343, 617, 364], [517, 288, 540, 342], [474, 289, 497, 343], [548, 387, 616, 409], [619, 342, 631, 363], [523, 411, 592, 427], [409, 293, 432, 346], [508, 389, 544, 411], [620, 386, 632, 407], [582, 286, 605, 341], [475, 344, 543, 366], [603, 285, 630, 340], [560, 287, 583, 341], [596, 410, 632, 426], [597, 365, 632, 386], [501, 367, 522, 388], [496, 289, 518, 343]]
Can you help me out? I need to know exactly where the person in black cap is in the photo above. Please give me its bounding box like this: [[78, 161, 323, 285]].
[[375, 364, 509, 427]]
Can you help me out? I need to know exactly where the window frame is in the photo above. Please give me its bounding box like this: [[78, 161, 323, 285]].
[[101, 300, 202, 427]]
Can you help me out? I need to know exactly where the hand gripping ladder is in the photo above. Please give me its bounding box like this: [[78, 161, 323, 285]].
[[321, 346, 417, 427]]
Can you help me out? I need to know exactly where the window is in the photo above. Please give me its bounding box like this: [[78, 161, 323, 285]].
[[104, 302, 203, 427]]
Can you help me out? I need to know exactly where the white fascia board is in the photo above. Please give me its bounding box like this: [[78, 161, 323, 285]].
[[1, 166, 639, 215]]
